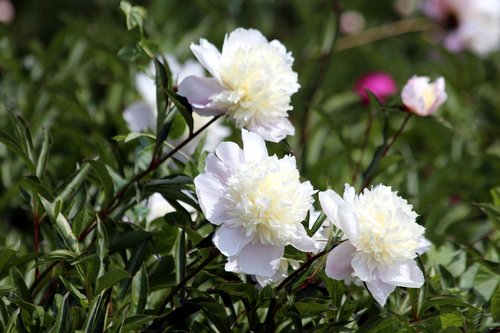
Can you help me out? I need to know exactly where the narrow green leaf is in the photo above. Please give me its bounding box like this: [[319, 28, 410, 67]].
[[95, 268, 130, 294], [132, 265, 149, 315], [96, 217, 109, 278], [53, 293, 69, 333], [175, 228, 186, 285], [36, 128, 51, 178], [0, 249, 17, 279], [86, 160, 115, 208], [38, 250, 76, 266], [82, 290, 110, 333], [0, 131, 36, 172], [9, 268, 33, 303], [56, 163, 91, 204], [59, 277, 89, 308], [39, 196, 80, 255], [166, 89, 193, 135]]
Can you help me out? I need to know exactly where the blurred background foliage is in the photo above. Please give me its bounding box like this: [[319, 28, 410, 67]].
[[0, 0, 499, 332]]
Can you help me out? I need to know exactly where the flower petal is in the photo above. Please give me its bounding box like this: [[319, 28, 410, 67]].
[[222, 28, 268, 56], [319, 190, 344, 228], [123, 102, 156, 132], [190, 39, 222, 80], [213, 225, 252, 257], [247, 117, 295, 143], [337, 207, 360, 242], [178, 76, 225, 116], [416, 236, 431, 255], [193, 173, 226, 225], [226, 243, 284, 277], [288, 224, 317, 252], [379, 260, 424, 288], [325, 241, 356, 280], [241, 129, 268, 161], [214, 141, 243, 175], [351, 251, 376, 282], [366, 279, 396, 307]]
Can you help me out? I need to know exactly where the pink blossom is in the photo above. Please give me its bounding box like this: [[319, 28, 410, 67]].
[[354, 72, 397, 105]]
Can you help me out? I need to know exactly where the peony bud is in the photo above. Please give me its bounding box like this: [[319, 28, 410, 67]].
[[401, 75, 447, 116], [354, 72, 397, 105]]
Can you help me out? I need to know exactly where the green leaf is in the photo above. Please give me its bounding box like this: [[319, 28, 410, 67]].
[[165, 89, 193, 135], [440, 312, 463, 329], [39, 196, 80, 255], [9, 268, 33, 303], [0, 249, 17, 279], [38, 250, 77, 265], [0, 130, 36, 172], [82, 290, 110, 333], [86, 160, 115, 208], [53, 293, 69, 333], [95, 268, 130, 294], [96, 217, 109, 278], [175, 228, 186, 286], [154, 58, 170, 139], [119, 1, 147, 33], [59, 277, 88, 308], [56, 163, 91, 204], [132, 265, 149, 315], [491, 284, 500, 322], [36, 128, 51, 178]]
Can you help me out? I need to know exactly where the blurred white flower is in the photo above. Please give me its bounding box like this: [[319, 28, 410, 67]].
[[340, 10, 366, 34], [401, 75, 447, 116], [123, 55, 230, 153], [195, 129, 316, 281], [423, 0, 500, 57], [145, 193, 175, 222], [0, 0, 15, 24], [178, 28, 300, 142], [319, 184, 430, 306]]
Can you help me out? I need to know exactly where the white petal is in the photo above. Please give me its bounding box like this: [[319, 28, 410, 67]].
[[204, 154, 231, 184], [177, 76, 225, 116], [247, 116, 295, 143], [222, 28, 268, 56], [135, 69, 156, 108], [325, 241, 356, 280], [190, 39, 221, 80], [318, 190, 344, 228], [214, 141, 243, 175], [241, 129, 268, 161], [123, 102, 156, 132], [351, 251, 375, 282], [366, 280, 396, 307], [337, 207, 360, 242], [288, 224, 317, 252], [379, 260, 424, 288], [227, 243, 284, 277], [213, 225, 252, 257], [416, 236, 431, 255], [194, 173, 226, 225]]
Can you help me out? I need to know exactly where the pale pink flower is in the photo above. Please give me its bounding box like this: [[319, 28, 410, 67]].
[[0, 0, 14, 24], [319, 184, 430, 306], [178, 28, 300, 142], [195, 130, 316, 281], [354, 72, 397, 105], [423, 0, 500, 57], [401, 75, 447, 116]]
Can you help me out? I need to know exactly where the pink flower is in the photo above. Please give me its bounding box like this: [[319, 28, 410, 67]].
[[354, 72, 397, 105], [422, 0, 500, 57], [401, 75, 447, 116]]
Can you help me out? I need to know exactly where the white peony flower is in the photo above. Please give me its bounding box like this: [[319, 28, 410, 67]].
[[195, 129, 316, 281], [319, 184, 430, 306], [308, 209, 331, 253], [123, 55, 230, 153], [401, 75, 447, 116], [256, 258, 301, 287], [423, 0, 500, 57], [178, 28, 300, 143]]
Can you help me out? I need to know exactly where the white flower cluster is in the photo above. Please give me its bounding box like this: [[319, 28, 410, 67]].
[[122, 27, 445, 307]]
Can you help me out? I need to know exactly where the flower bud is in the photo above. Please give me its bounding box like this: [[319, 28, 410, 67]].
[[401, 75, 447, 116], [354, 72, 397, 105]]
